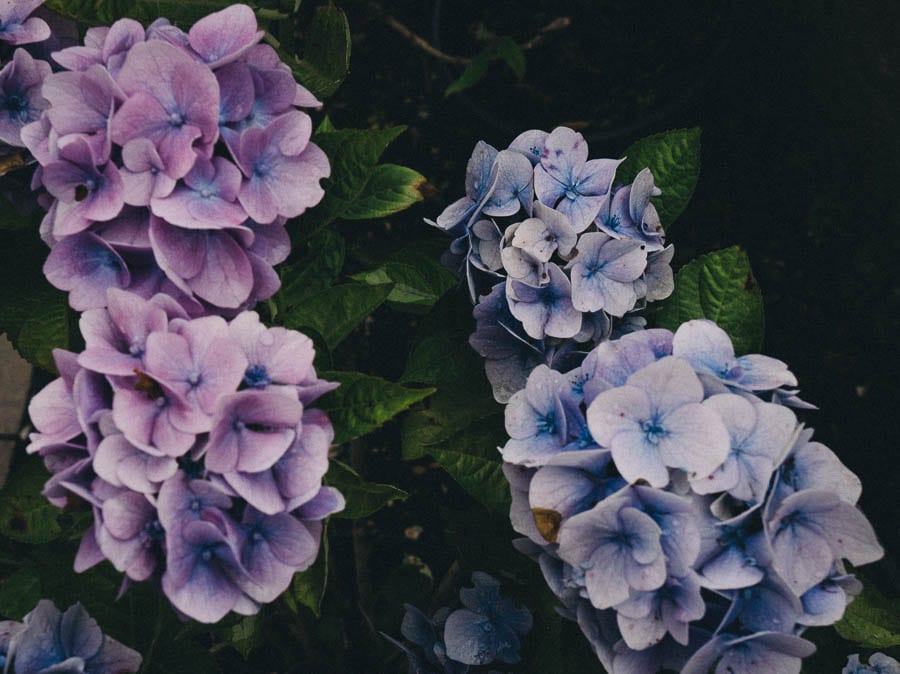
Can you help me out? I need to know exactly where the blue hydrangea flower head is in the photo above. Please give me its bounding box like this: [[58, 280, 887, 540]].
[[844, 652, 900, 674]]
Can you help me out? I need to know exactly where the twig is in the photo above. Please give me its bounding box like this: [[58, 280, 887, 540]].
[[375, 5, 570, 66]]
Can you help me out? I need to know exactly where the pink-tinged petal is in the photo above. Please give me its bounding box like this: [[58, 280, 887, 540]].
[[27, 377, 79, 444], [148, 215, 203, 281], [273, 408, 332, 504], [51, 45, 103, 71], [187, 231, 253, 308], [224, 469, 285, 515], [188, 4, 264, 69], [74, 526, 105, 572], [43, 231, 131, 311]]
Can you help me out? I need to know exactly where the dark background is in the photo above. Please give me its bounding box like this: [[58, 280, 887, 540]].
[[324, 0, 900, 581]]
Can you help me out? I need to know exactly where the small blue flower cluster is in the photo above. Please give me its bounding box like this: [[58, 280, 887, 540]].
[[844, 652, 900, 674], [428, 127, 673, 403], [502, 320, 884, 673], [385, 572, 532, 672], [0, 599, 141, 673]]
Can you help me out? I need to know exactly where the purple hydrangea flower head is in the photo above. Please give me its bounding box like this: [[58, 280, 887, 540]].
[[0, 47, 50, 146], [0, 0, 50, 45], [26, 291, 342, 623], [3, 599, 141, 674], [27, 4, 328, 313]]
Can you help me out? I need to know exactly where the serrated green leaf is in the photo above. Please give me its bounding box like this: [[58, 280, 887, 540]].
[[291, 2, 350, 99], [495, 36, 526, 80], [654, 246, 765, 354], [445, 49, 490, 96], [15, 290, 70, 372], [296, 126, 408, 236], [324, 460, 408, 519], [0, 454, 62, 544], [316, 371, 435, 444], [289, 521, 329, 616], [0, 566, 42, 620], [431, 448, 508, 513], [352, 255, 455, 310], [835, 581, 900, 648], [278, 228, 346, 311], [281, 282, 393, 350], [341, 164, 426, 220], [618, 127, 701, 225]]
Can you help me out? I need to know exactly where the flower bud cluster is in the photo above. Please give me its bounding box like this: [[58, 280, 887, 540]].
[[502, 319, 883, 673], [429, 126, 674, 403], [386, 572, 532, 672], [26, 288, 343, 623], [24, 4, 330, 314]]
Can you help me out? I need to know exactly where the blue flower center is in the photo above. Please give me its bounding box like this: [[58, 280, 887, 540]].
[[564, 185, 579, 201], [128, 340, 145, 356], [2, 93, 30, 123], [200, 548, 213, 562], [189, 497, 202, 512], [536, 411, 557, 436], [243, 364, 271, 389], [640, 418, 667, 444], [253, 159, 271, 178], [232, 418, 246, 432], [603, 213, 621, 231], [168, 111, 186, 127]]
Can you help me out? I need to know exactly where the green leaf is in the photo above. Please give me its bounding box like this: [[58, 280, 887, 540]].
[[324, 460, 408, 519], [281, 282, 393, 350], [288, 522, 329, 616], [618, 127, 701, 225], [228, 616, 259, 659], [291, 2, 351, 99], [316, 371, 435, 444], [278, 228, 346, 311], [431, 449, 509, 512], [0, 454, 62, 544], [0, 231, 71, 372], [44, 0, 234, 26], [296, 126, 408, 235], [445, 49, 490, 96], [0, 566, 42, 620], [495, 36, 526, 79], [654, 246, 765, 354], [352, 254, 456, 310], [341, 164, 426, 220], [835, 580, 900, 648]]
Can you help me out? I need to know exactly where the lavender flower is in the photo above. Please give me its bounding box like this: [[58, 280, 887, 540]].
[[26, 289, 344, 622], [0, 47, 50, 146], [0, 0, 50, 46], [428, 126, 675, 403], [844, 652, 900, 674], [0, 599, 141, 673], [25, 4, 329, 314]]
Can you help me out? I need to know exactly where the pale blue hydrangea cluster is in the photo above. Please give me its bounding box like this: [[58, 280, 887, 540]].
[[0, 599, 141, 673], [501, 319, 884, 673], [385, 572, 532, 673], [428, 126, 674, 403]]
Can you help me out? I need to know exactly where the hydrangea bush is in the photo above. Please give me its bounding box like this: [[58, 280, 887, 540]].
[[0, 2, 894, 673]]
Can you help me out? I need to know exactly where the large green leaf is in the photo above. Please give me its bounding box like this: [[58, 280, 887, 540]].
[[281, 283, 393, 350], [316, 371, 435, 444], [340, 164, 426, 221], [835, 580, 900, 648], [291, 2, 350, 99], [324, 460, 408, 519], [618, 127, 701, 226], [287, 522, 329, 617], [297, 126, 408, 236], [352, 253, 456, 311], [654, 246, 765, 354], [0, 566, 42, 620], [445, 49, 490, 96], [277, 228, 346, 312]]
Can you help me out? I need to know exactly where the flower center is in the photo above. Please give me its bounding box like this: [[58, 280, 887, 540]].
[[640, 418, 666, 444], [243, 364, 271, 389]]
